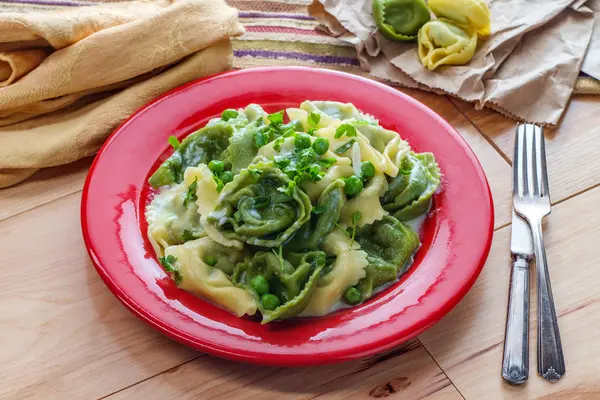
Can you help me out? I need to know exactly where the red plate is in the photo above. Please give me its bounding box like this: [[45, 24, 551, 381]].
[[81, 67, 493, 366]]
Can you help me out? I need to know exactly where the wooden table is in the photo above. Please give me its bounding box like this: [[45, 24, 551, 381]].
[[2, 89, 599, 400]]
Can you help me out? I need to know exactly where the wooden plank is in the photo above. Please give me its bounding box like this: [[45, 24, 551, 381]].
[[0, 193, 198, 400], [402, 89, 512, 229], [107, 340, 463, 400], [0, 157, 92, 222], [453, 96, 600, 203], [419, 184, 600, 399]]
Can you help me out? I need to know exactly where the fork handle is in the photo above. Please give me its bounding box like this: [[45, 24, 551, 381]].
[[531, 219, 566, 382], [502, 256, 529, 384]]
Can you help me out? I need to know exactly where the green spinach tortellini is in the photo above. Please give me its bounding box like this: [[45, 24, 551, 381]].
[[354, 216, 420, 301], [205, 159, 312, 248], [382, 152, 441, 221], [233, 250, 326, 323], [373, 0, 431, 41], [149, 123, 233, 188], [145, 101, 440, 323]]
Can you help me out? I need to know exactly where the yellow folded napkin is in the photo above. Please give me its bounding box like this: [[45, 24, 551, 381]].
[[0, 0, 244, 188]]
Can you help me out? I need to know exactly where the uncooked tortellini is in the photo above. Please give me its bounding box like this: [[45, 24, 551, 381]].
[[417, 20, 477, 71], [428, 0, 491, 38]]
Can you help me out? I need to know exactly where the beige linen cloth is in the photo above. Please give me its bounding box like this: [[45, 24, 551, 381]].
[[0, 0, 244, 188], [310, 0, 598, 127]]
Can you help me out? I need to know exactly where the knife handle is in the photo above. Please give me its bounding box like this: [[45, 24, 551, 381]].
[[502, 257, 529, 385]]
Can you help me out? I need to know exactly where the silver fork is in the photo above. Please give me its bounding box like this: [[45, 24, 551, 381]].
[[513, 124, 565, 382]]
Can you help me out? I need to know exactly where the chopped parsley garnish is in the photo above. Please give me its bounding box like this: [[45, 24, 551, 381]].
[[277, 180, 297, 197], [335, 223, 351, 237], [350, 210, 362, 244], [221, 109, 239, 121], [183, 178, 198, 207], [267, 111, 284, 126], [308, 112, 321, 127], [249, 168, 262, 181], [168, 136, 180, 150], [334, 211, 362, 245], [318, 158, 337, 168], [334, 124, 357, 139], [159, 254, 182, 285], [254, 130, 269, 148], [212, 174, 224, 192], [273, 137, 285, 151], [334, 138, 356, 155], [181, 229, 196, 242], [274, 156, 290, 169], [400, 168, 411, 175]]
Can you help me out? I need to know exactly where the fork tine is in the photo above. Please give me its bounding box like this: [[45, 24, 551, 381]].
[[530, 125, 540, 197], [523, 125, 531, 197], [514, 125, 526, 197], [526, 124, 537, 197], [537, 126, 550, 199], [533, 125, 543, 198]]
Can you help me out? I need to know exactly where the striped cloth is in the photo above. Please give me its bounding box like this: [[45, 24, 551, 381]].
[[1, 0, 598, 96]]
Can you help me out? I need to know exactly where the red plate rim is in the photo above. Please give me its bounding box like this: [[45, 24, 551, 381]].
[[81, 66, 494, 366]]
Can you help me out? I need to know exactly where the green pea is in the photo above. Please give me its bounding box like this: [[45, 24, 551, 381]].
[[261, 293, 280, 310], [220, 171, 233, 184], [361, 161, 375, 179], [204, 255, 218, 267], [221, 109, 238, 121], [250, 275, 269, 296], [208, 160, 224, 174], [343, 286, 362, 305], [344, 175, 363, 196], [312, 137, 329, 155], [294, 133, 311, 149]]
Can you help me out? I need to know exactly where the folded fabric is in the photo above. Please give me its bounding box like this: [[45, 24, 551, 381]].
[[0, 0, 244, 188], [311, 0, 597, 127]]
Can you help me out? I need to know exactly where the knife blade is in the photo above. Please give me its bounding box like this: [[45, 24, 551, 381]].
[[502, 206, 534, 384], [511, 209, 534, 258]]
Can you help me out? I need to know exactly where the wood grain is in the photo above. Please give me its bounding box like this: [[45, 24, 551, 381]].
[[0, 157, 92, 222], [0, 193, 199, 400], [404, 89, 512, 228], [2, 88, 598, 399], [453, 96, 600, 203], [107, 340, 462, 400], [419, 184, 600, 399]]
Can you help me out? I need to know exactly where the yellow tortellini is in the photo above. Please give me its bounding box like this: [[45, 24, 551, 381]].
[[201, 215, 244, 250], [303, 164, 354, 203], [301, 230, 368, 317], [418, 20, 477, 71], [339, 172, 389, 228], [428, 0, 491, 39], [146, 166, 207, 257], [165, 237, 257, 317], [383, 136, 410, 177], [194, 164, 220, 216]]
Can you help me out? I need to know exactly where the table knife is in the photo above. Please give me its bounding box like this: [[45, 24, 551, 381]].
[[502, 209, 534, 384]]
